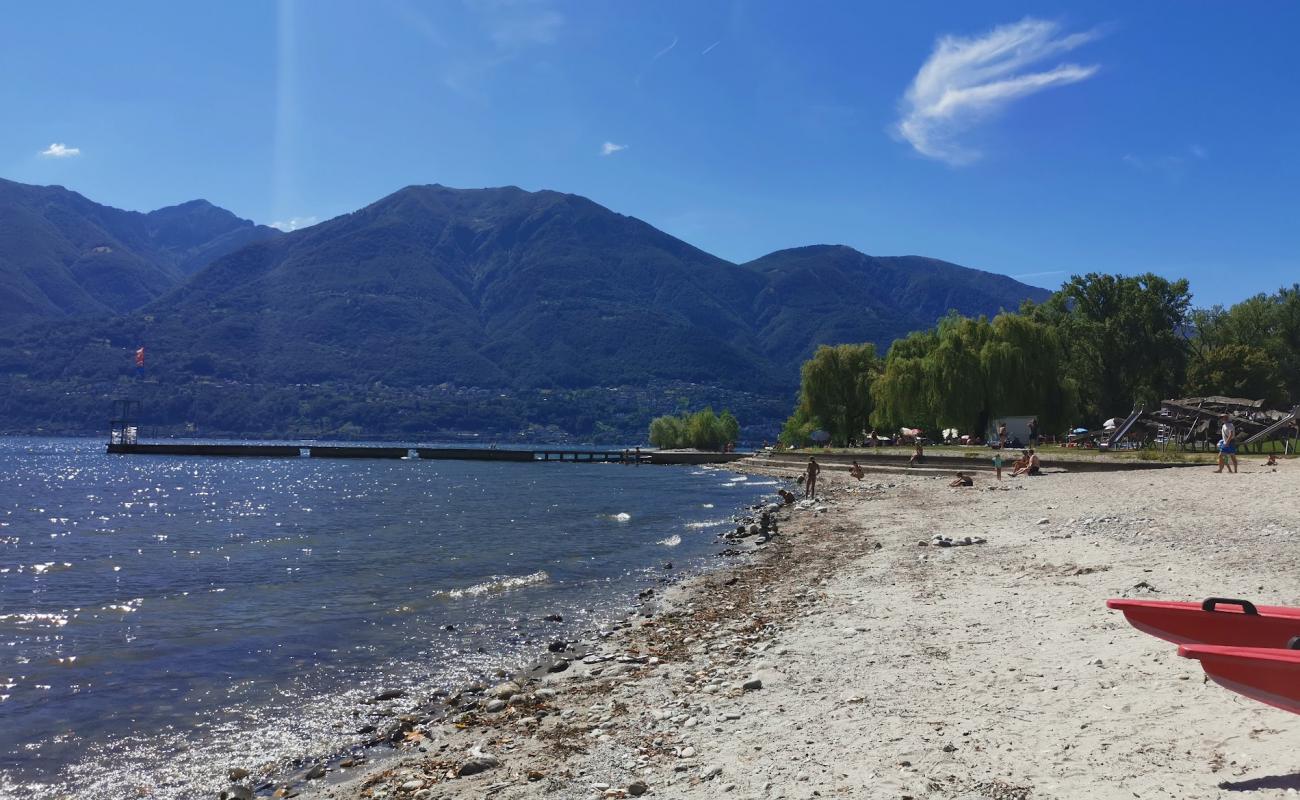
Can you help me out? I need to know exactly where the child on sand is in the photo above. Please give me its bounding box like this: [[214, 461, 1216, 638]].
[[949, 471, 973, 487], [849, 461, 865, 480], [909, 440, 924, 467], [992, 450, 1003, 480]]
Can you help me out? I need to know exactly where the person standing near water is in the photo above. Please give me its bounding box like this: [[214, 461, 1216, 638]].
[[805, 457, 820, 498], [1216, 414, 1238, 474], [992, 450, 1003, 480], [997, 421, 1008, 449], [1028, 417, 1039, 446]]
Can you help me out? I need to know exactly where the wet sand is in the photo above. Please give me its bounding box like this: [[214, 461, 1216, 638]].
[[290, 455, 1299, 800]]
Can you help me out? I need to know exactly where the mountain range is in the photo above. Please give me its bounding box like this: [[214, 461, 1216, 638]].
[[0, 180, 1051, 439]]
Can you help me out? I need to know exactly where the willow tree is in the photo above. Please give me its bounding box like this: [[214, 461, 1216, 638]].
[[793, 343, 881, 445], [872, 311, 1075, 436], [871, 330, 936, 433]]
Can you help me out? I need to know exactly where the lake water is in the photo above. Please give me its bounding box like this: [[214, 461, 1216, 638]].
[[0, 437, 779, 799]]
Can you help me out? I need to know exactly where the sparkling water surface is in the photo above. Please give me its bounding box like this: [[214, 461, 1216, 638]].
[[0, 437, 778, 799]]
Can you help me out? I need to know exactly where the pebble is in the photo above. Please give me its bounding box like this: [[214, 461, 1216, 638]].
[[227, 767, 250, 782], [304, 764, 326, 780], [457, 754, 501, 776], [628, 780, 649, 796], [1037, 518, 1050, 525], [221, 788, 254, 800], [491, 681, 520, 699], [680, 746, 697, 758], [742, 678, 763, 692], [485, 698, 507, 713], [401, 779, 424, 790], [702, 764, 723, 780]]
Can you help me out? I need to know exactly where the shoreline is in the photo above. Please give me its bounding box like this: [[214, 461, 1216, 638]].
[[203, 466, 796, 800], [283, 454, 1300, 800]]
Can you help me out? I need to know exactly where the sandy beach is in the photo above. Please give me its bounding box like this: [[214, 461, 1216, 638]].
[[286, 454, 1299, 800]]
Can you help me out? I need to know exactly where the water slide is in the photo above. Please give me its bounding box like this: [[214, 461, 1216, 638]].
[[1105, 407, 1143, 448]]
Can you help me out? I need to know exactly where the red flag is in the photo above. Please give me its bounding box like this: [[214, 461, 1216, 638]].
[[135, 347, 145, 368]]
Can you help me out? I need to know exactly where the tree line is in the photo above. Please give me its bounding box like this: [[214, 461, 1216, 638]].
[[648, 408, 741, 450], [780, 274, 1300, 446]]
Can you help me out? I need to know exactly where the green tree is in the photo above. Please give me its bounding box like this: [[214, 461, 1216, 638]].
[[796, 343, 881, 445], [648, 408, 740, 450], [719, 410, 741, 445], [648, 415, 685, 448], [1033, 273, 1192, 421], [1186, 344, 1288, 406], [1189, 285, 1300, 404], [778, 402, 820, 448], [871, 311, 1076, 437]]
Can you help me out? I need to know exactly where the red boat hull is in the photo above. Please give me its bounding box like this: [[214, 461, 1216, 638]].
[[1179, 645, 1300, 715], [1106, 598, 1300, 648]]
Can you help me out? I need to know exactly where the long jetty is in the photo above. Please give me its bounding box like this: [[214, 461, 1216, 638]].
[[105, 442, 747, 466]]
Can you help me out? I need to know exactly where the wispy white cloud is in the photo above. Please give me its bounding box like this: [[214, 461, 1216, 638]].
[[269, 215, 318, 232], [653, 36, 679, 61], [468, 0, 562, 47], [702, 40, 721, 56], [636, 35, 679, 86], [40, 142, 81, 158], [896, 18, 1102, 165], [600, 142, 627, 157]]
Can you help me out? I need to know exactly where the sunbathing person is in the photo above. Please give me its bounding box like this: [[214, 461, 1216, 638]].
[[1025, 449, 1042, 476], [1011, 451, 1031, 477], [949, 471, 974, 487]]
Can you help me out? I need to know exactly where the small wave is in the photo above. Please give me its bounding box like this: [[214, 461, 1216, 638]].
[[601, 512, 631, 522], [434, 571, 549, 599], [657, 534, 682, 547], [728, 475, 748, 482], [31, 562, 73, 575], [103, 598, 144, 614], [702, 503, 714, 508], [685, 519, 729, 529], [0, 612, 69, 627]]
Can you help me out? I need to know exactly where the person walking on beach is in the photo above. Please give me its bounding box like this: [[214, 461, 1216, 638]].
[[804, 457, 820, 498], [1028, 417, 1039, 446], [1216, 414, 1238, 474]]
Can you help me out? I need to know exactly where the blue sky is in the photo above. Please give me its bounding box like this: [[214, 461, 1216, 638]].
[[3, 1, 1297, 305]]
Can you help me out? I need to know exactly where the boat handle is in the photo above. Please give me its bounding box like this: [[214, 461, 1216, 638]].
[[1201, 597, 1258, 615], [1288, 636, 1300, 651]]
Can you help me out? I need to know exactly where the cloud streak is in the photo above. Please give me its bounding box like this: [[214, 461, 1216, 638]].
[[269, 215, 318, 232], [896, 18, 1101, 165], [600, 142, 627, 156], [40, 143, 80, 158]]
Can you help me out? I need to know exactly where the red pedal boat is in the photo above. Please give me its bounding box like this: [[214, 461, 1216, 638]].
[[1179, 644, 1300, 715], [1106, 597, 1300, 647]]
